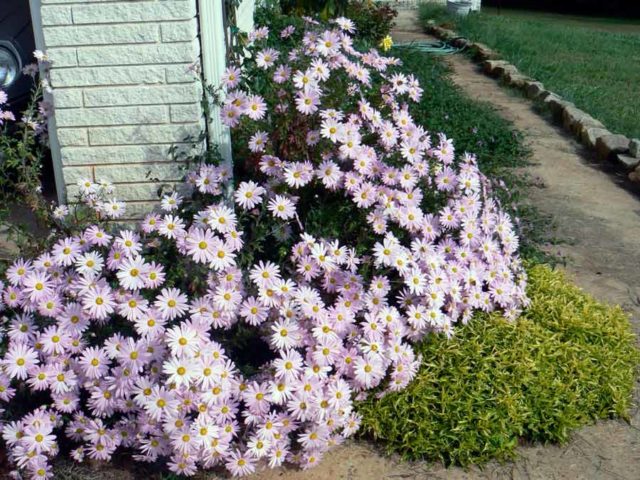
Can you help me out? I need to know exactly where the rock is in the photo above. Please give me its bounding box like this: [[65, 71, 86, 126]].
[[470, 42, 499, 60], [491, 62, 511, 77], [574, 116, 605, 139], [537, 89, 554, 101], [595, 134, 630, 161], [582, 127, 610, 149], [451, 37, 469, 48], [543, 94, 573, 120], [525, 81, 545, 100], [440, 28, 457, 41], [499, 66, 528, 89], [630, 138, 640, 158], [432, 26, 456, 41], [562, 106, 603, 137], [482, 60, 508, 76], [616, 153, 640, 170], [498, 64, 518, 82]]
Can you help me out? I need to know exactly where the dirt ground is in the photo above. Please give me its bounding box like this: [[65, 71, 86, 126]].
[[13, 9, 640, 480]]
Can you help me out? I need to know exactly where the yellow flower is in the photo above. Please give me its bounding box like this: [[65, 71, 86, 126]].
[[380, 35, 393, 52]]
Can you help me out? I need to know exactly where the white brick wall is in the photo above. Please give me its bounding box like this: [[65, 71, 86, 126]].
[[39, 0, 204, 219]]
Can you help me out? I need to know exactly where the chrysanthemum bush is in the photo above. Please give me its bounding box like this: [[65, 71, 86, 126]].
[[0, 17, 528, 478]]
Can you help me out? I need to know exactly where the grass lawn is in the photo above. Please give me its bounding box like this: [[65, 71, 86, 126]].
[[419, 5, 640, 140]]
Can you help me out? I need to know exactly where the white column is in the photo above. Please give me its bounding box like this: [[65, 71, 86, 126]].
[[28, 0, 66, 204], [198, 0, 233, 174]]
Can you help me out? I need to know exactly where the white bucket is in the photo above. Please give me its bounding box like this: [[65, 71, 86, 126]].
[[470, 0, 482, 11], [447, 0, 472, 16]]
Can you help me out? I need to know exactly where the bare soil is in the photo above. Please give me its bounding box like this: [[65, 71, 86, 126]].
[[29, 9, 640, 480]]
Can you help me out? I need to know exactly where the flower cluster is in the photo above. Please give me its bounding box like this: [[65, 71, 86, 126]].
[[73, 179, 127, 220], [0, 89, 16, 124], [0, 50, 52, 133], [0, 18, 527, 479]]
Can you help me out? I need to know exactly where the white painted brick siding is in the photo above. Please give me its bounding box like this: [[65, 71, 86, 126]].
[[57, 128, 88, 146], [55, 105, 170, 127], [41, 6, 73, 26], [71, 1, 195, 24], [39, 0, 204, 218], [53, 89, 83, 108], [47, 48, 78, 67], [61, 145, 174, 166], [83, 84, 202, 107], [45, 24, 161, 47], [170, 104, 202, 123]]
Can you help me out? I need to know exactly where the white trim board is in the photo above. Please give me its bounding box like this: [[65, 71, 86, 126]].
[[197, 0, 233, 172], [28, 0, 66, 204]]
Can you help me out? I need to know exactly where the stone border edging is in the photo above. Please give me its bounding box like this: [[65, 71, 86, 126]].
[[425, 22, 640, 183]]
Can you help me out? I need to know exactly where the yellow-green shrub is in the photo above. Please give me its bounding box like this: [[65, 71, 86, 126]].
[[358, 265, 639, 465]]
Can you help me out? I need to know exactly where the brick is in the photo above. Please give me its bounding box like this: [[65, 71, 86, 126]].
[[166, 64, 199, 83], [57, 128, 88, 146], [47, 48, 77, 67], [114, 183, 179, 202], [56, 106, 169, 127], [53, 89, 83, 109], [161, 21, 198, 42], [88, 124, 201, 146], [41, 6, 72, 26], [62, 166, 94, 185], [44, 24, 160, 47], [118, 201, 158, 219], [51, 65, 165, 87], [94, 162, 185, 184], [72, 2, 196, 24], [77, 41, 199, 67], [61, 145, 174, 166], [170, 104, 202, 123], [65, 183, 166, 202], [83, 84, 202, 107]]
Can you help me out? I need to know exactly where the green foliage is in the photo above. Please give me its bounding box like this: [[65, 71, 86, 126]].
[[279, 0, 349, 20], [258, 0, 397, 45], [418, 3, 457, 27], [393, 48, 527, 174], [0, 84, 50, 227], [250, 9, 548, 263], [391, 47, 553, 261], [420, 5, 640, 139], [358, 264, 640, 465], [345, 1, 398, 44]]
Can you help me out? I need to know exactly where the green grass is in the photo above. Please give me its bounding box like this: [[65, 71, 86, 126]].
[[419, 5, 640, 139], [358, 264, 639, 465]]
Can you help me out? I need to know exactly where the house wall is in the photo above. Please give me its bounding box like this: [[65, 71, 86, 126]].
[[38, 0, 204, 219], [236, 0, 255, 33]]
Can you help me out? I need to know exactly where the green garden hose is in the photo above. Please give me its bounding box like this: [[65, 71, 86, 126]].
[[392, 38, 465, 55]]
